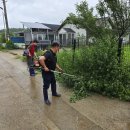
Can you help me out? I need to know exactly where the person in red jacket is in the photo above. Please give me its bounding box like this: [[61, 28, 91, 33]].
[[27, 40, 38, 76]]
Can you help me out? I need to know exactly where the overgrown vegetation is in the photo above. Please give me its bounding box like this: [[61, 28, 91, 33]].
[[0, 32, 6, 43], [57, 36, 130, 102], [96, 0, 130, 63], [0, 39, 18, 50], [0, 44, 6, 51], [35, 50, 47, 57], [15, 55, 27, 62], [6, 41, 15, 49], [55, 0, 130, 102]]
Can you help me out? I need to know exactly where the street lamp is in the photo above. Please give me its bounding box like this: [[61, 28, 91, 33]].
[[0, 7, 6, 40]]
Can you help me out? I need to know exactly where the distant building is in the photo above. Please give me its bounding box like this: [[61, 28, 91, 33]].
[[42, 23, 60, 41], [58, 23, 86, 45], [21, 22, 60, 45], [19, 21, 88, 46]]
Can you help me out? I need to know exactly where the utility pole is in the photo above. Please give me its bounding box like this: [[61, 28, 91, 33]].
[[2, 0, 10, 40], [0, 7, 6, 40]]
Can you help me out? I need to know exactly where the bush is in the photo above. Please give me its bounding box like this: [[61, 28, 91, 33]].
[[15, 55, 27, 62], [36, 50, 47, 57], [0, 44, 6, 51], [57, 36, 130, 102], [5, 40, 17, 49]]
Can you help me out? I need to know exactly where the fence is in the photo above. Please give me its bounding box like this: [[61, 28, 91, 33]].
[[59, 37, 130, 68]]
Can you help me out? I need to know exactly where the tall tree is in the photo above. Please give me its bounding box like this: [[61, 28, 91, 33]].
[[96, 0, 130, 63], [67, 0, 100, 44]]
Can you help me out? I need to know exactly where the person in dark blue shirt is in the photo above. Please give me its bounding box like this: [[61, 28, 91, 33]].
[[39, 42, 63, 105]]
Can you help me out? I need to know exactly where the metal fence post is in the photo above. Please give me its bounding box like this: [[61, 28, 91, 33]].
[[72, 38, 76, 63]]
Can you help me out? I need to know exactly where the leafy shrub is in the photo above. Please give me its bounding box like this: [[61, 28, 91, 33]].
[[0, 44, 6, 51], [21, 56, 27, 62], [5, 40, 16, 49], [15, 55, 27, 62], [57, 36, 130, 102], [36, 50, 47, 57]]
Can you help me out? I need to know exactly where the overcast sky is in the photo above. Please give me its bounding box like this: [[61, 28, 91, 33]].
[[0, 0, 98, 29]]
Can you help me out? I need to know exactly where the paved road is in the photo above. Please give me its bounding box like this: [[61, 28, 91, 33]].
[[0, 51, 103, 130], [1, 50, 130, 130]]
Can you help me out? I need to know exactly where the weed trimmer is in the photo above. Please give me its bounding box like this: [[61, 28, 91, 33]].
[[30, 66, 76, 77], [50, 70, 76, 77]]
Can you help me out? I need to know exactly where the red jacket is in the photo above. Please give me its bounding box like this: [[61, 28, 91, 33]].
[[29, 43, 36, 57]]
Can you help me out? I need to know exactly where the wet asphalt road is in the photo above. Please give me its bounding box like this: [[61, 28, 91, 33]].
[[0, 51, 103, 130], [0, 50, 130, 130]]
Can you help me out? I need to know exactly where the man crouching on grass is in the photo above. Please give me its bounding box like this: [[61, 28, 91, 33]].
[[39, 42, 63, 105]]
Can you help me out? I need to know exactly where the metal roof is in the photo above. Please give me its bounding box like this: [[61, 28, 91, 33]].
[[64, 28, 75, 33], [42, 23, 60, 31], [21, 22, 51, 29]]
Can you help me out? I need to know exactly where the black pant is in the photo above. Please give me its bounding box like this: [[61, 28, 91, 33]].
[[27, 56, 35, 76], [42, 70, 57, 101], [27, 56, 34, 67]]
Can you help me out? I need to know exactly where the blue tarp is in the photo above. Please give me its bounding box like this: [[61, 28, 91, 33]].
[[10, 37, 25, 43]]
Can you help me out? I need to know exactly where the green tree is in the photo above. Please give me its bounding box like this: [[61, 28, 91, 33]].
[[67, 0, 100, 44], [0, 32, 6, 43], [96, 0, 130, 63]]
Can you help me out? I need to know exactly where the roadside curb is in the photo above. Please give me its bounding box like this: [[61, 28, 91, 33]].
[[7, 50, 23, 56], [9, 52, 18, 55]]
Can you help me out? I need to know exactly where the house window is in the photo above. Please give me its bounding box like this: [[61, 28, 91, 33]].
[[72, 34, 74, 39], [59, 34, 62, 44], [32, 28, 38, 32], [38, 34, 43, 41], [37, 34, 46, 41], [68, 33, 72, 44], [49, 35, 54, 41], [43, 34, 46, 40], [33, 34, 37, 40], [68, 33, 71, 40], [63, 34, 66, 44], [39, 29, 45, 32]]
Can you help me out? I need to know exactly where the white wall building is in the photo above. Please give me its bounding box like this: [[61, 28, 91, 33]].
[[58, 24, 86, 45], [20, 22, 88, 45]]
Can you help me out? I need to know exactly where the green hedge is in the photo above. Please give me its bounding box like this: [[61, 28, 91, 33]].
[[57, 36, 130, 102]]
